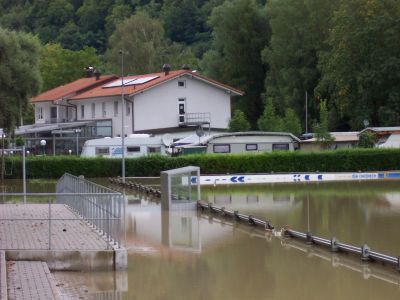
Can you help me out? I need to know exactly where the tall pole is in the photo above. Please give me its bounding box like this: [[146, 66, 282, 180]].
[[22, 145, 26, 204], [1, 134, 4, 185], [305, 90, 308, 134], [120, 50, 126, 183]]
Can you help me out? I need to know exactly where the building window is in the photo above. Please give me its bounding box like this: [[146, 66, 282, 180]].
[[91, 103, 95, 119], [213, 144, 230, 153], [148, 147, 161, 153], [178, 80, 185, 87], [246, 144, 258, 151], [272, 143, 289, 151], [126, 102, 130, 116], [127, 146, 140, 153], [95, 147, 109, 155], [102, 102, 106, 118], [81, 105, 85, 119], [36, 107, 43, 120], [114, 101, 118, 117], [50, 107, 57, 119]]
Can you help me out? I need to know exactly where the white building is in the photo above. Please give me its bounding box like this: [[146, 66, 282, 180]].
[[27, 67, 243, 154], [31, 67, 243, 137]]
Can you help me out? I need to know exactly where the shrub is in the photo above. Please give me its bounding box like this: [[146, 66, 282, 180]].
[[3, 148, 400, 179]]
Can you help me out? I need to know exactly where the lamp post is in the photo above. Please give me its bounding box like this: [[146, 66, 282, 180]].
[[74, 128, 81, 156], [120, 49, 126, 183], [40, 139, 46, 155]]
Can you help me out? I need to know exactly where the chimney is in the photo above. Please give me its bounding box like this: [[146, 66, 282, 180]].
[[182, 64, 191, 70], [162, 64, 171, 76], [84, 66, 94, 78], [94, 68, 101, 80]]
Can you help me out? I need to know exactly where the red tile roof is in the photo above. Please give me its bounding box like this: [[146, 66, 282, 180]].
[[70, 70, 244, 100], [30, 75, 118, 103]]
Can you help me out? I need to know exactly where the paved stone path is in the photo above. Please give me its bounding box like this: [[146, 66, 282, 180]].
[[7, 261, 60, 300], [0, 204, 107, 250], [0, 251, 7, 300]]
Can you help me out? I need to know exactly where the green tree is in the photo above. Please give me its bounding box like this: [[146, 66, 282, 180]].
[[76, 0, 113, 51], [313, 100, 334, 148], [40, 44, 101, 92], [162, 0, 202, 45], [358, 131, 376, 148], [0, 28, 42, 132], [201, 0, 270, 127], [30, 0, 75, 44], [228, 110, 251, 132], [257, 101, 283, 132], [107, 13, 166, 75], [263, 0, 339, 126], [282, 108, 302, 136], [161, 43, 200, 71], [105, 1, 133, 36], [316, 0, 400, 129]]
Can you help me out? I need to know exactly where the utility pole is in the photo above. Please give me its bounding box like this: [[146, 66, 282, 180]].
[[1, 134, 4, 183], [120, 50, 126, 183], [305, 90, 308, 134]]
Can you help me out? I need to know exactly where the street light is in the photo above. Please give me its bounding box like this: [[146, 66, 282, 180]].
[[74, 129, 82, 155], [40, 139, 46, 155], [120, 49, 126, 183]]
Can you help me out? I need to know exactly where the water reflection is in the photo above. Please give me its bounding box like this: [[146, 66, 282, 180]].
[[3, 179, 400, 299], [202, 181, 400, 254]]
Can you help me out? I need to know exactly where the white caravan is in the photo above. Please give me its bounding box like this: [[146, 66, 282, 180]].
[[378, 134, 400, 148], [81, 134, 167, 158]]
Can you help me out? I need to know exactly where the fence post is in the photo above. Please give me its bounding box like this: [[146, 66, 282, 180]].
[[48, 197, 52, 250]]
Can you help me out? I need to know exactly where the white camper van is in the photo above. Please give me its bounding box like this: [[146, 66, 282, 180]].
[[81, 134, 167, 158]]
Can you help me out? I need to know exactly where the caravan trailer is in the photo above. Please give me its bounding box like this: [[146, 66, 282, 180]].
[[81, 135, 167, 158]]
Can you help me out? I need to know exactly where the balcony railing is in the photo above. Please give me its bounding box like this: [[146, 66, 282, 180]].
[[180, 112, 211, 126]]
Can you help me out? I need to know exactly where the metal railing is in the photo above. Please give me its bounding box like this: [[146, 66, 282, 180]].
[[184, 112, 211, 125], [56, 173, 125, 249]]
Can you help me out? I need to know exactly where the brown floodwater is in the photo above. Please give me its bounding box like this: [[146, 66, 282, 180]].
[[2, 179, 400, 299]]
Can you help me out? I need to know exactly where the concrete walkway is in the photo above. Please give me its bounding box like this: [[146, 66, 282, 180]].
[[0, 204, 107, 251], [6, 261, 61, 300], [0, 204, 127, 271]]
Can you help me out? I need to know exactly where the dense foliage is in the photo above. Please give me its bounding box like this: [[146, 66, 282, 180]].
[[228, 110, 250, 132], [4, 149, 400, 179], [0, 0, 399, 132], [0, 28, 42, 132]]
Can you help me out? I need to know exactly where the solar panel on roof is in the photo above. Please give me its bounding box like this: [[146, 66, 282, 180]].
[[103, 78, 137, 88], [102, 75, 159, 88], [129, 76, 159, 84]]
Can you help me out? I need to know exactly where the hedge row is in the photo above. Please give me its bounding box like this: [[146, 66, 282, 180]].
[[3, 148, 400, 179]]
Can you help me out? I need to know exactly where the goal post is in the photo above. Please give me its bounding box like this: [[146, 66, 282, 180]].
[[160, 166, 200, 210]]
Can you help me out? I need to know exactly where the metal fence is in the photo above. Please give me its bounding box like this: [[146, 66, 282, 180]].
[[56, 173, 125, 249], [0, 174, 125, 251]]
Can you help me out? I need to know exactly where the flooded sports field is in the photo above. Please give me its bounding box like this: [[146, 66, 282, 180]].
[[2, 179, 400, 299]]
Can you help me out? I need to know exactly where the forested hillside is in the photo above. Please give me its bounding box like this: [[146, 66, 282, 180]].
[[0, 0, 399, 132]]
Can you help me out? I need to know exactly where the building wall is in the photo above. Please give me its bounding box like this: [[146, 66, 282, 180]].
[[133, 75, 231, 132], [33, 74, 233, 137], [73, 96, 132, 137], [34, 102, 69, 124]]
